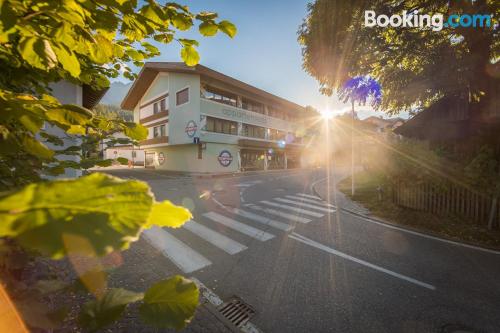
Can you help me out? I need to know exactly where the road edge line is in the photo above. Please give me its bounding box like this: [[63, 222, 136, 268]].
[[311, 177, 500, 255]]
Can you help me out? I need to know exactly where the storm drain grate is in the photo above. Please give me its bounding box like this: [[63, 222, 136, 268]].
[[217, 296, 256, 328]]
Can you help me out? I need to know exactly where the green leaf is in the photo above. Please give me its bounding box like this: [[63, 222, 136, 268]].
[[46, 104, 93, 127], [171, 13, 193, 31], [196, 12, 218, 20], [79, 288, 144, 332], [0, 173, 154, 258], [145, 201, 192, 229], [218, 20, 237, 38], [22, 135, 54, 159], [18, 37, 57, 70], [53, 45, 81, 77], [139, 276, 199, 330], [199, 21, 218, 37], [123, 122, 148, 141], [180, 45, 199, 67]]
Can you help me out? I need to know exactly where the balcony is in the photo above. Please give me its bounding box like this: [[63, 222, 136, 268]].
[[140, 136, 168, 146], [201, 98, 294, 133], [140, 110, 169, 124]]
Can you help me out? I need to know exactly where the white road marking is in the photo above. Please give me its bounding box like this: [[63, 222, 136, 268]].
[[183, 220, 247, 255], [289, 232, 436, 290], [143, 226, 211, 273], [231, 208, 294, 232], [295, 193, 323, 200], [285, 195, 336, 208], [260, 201, 324, 218], [274, 198, 336, 213], [203, 212, 275, 241], [311, 176, 500, 255], [247, 204, 312, 224], [342, 210, 500, 255]]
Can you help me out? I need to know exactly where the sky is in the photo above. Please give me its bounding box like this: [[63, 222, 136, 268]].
[[116, 0, 402, 119]]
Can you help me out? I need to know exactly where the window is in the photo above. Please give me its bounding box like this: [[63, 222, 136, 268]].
[[153, 98, 167, 114], [202, 86, 237, 107], [153, 124, 166, 137], [242, 124, 266, 139], [241, 98, 264, 114], [176, 88, 189, 106], [205, 116, 237, 135], [269, 129, 285, 141]]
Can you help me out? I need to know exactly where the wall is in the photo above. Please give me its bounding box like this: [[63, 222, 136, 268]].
[[43, 81, 83, 178], [104, 148, 145, 164], [168, 73, 201, 145], [147, 143, 239, 173], [134, 73, 169, 123]]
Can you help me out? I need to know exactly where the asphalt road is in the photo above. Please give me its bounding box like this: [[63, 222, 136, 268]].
[[104, 168, 500, 333]]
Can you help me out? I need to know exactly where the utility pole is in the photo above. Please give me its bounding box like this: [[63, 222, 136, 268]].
[[351, 99, 355, 196]]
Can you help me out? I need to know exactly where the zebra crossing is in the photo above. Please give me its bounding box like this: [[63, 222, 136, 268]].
[[143, 192, 337, 273], [234, 180, 263, 187]]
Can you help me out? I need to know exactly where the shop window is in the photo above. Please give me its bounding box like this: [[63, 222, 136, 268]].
[[176, 87, 189, 106]]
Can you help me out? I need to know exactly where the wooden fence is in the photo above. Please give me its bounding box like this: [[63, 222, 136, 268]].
[[391, 182, 499, 228]]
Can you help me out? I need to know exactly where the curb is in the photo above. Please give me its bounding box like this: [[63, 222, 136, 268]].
[[193, 168, 311, 179], [311, 178, 500, 255]]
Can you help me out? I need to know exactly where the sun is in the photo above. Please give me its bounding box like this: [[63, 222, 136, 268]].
[[320, 108, 334, 120]]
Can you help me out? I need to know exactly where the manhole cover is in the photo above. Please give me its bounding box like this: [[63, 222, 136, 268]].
[[217, 296, 255, 328]]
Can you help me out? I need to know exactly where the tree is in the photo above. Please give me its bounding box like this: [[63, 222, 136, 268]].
[[298, 0, 499, 115], [337, 76, 381, 195], [94, 104, 134, 122], [0, 0, 236, 331]]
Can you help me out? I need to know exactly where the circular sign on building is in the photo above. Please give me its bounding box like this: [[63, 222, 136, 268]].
[[158, 152, 165, 165], [218, 150, 233, 167], [185, 120, 198, 138]]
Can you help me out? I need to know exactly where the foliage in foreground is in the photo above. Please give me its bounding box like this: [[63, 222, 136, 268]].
[[0, 0, 236, 330]]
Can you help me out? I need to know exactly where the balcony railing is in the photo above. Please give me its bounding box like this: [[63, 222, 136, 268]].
[[140, 110, 169, 124], [140, 136, 168, 146]]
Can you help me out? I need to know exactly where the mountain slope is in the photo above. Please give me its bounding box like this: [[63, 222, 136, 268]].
[[100, 81, 132, 106]]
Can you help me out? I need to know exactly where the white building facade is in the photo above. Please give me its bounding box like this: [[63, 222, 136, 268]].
[[121, 63, 311, 173]]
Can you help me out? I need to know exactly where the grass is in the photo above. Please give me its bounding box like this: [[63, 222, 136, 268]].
[[338, 171, 500, 250]]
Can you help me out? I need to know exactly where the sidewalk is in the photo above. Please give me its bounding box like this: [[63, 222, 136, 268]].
[[106, 238, 237, 333]]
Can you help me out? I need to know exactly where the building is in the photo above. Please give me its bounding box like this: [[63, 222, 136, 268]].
[[102, 132, 144, 166], [121, 62, 312, 173], [363, 116, 404, 133], [42, 81, 107, 178]]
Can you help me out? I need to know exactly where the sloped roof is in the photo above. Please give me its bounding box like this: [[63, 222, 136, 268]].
[[121, 62, 305, 113]]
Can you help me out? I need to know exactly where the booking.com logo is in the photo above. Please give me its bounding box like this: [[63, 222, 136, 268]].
[[365, 10, 493, 31]]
